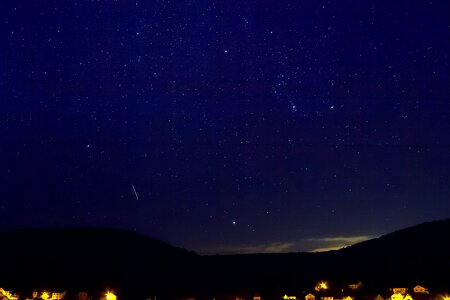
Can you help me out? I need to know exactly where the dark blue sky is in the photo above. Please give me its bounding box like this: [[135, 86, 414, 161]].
[[1, 0, 449, 254]]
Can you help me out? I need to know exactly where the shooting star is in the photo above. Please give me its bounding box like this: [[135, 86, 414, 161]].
[[131, 184, 139, 201]]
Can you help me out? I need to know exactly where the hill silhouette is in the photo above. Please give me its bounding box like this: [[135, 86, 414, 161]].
[[0, 220, 449, 299], [200, 219, 450, 296], [0, 228, 199, 298]]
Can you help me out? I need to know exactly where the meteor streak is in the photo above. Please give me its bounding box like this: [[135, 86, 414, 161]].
[[131, 184, 139, 201]]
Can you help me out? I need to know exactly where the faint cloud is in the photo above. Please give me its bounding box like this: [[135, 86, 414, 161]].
[[199, 235, 377, 255], [309, 236, 373, 243], [307, 235, 374, 252], [204, 242, 295, 255], [312, 246, 346, 252]]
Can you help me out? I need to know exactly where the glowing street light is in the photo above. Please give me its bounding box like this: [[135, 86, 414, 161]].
[[42, 292, 49, 300], [315, 281, 328, 291]]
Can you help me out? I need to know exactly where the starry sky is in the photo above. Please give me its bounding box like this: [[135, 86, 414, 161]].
[[1, 0, 449, 254]]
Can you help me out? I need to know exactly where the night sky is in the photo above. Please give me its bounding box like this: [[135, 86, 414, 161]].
[[1, 0, 449, 254]]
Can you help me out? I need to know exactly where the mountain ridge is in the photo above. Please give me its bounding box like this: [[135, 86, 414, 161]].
[[0, 219, 449, 298]]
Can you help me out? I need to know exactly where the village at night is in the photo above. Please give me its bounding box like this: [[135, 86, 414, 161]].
[[1, 0, 449, 299]]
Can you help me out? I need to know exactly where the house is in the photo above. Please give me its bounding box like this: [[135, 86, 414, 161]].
[[32, 290, 66, 300], [391, 294, 413, 300], [305, 294, 315, 300], [51, 292, 66, 300], [413, 286, 429, 294], [342, 296, 353, 300], [348, 282, 363, 290], [392, 289, 408, 295], [374, 295, 384, 300], [77, 292, 88, 300], [391, 294, 404, 300], [0, 288, 19, 300]]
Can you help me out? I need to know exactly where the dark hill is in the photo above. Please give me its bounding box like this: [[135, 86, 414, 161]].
[[0, 219, 449, 299], [203, 219, 450, 294], [0, 228, 199, 298], [337, 219, 450, 288]]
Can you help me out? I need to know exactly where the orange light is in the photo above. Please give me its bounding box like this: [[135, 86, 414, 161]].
[[315, 281, 328, 291]]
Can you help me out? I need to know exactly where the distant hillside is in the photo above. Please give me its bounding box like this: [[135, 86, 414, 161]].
[[201, 219, 450, 295], [337, 219, 450, 288], [203, 219, 450, 293], [0, 228, 198, 298], [1, 220, 449, 299]]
